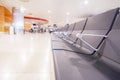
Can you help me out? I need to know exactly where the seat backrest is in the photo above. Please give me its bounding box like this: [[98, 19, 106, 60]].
[[73, 19, 87, 34], [60, 24, 69, 32], [69, 19, 87, 43], [99, 13, 120, 71], [76, 8, 119, 54], [66, 23, 75, 34], [57, 27, 63, 32]]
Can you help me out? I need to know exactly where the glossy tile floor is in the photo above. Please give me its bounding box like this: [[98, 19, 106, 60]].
[[0, 32, 55, 80]]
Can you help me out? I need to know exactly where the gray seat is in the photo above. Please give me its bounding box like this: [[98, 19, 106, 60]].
[[61, 23, 75, 38], [51, 19, 87, 51], [54, 23, 75, 42], [52, 8, 120, 80], [62, 24, 69, 32], [59, 24, 69, 32], [99, 14, 120, 70], [66, 23, 75, 34], [64, 19, 87, 44], [54, 24, 69, 38], [75, 8, 119, 54], [51, 33, 63, 41], [52, 8, 119, 54], [53, 50, 120, 80]]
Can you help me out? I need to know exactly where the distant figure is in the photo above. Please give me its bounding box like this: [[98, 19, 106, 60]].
[[42, 25, 46, 32], [29, 24, 38, 33], [53, 24, 58, 31], [40, 25, 46, 33], [38, 25, 41, 33], [29, 28, 34, 33]]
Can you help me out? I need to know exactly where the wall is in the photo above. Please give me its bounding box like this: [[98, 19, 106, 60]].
[[24, 23, 31, 31], [0, 5, 12, 32], [0, 6, 5, 32]]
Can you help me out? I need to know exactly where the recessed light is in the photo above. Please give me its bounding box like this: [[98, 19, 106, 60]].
[[66, 12, 70, 15], [84, 0, 88, 4], [48, 10, 52, 13], [20, 6, 26, 13]]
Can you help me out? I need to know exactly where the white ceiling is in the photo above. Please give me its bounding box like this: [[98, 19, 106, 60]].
[[0, 0, 120, 26]]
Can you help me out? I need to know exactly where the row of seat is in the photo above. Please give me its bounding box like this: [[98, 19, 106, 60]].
[[51, 8, 120, 80]]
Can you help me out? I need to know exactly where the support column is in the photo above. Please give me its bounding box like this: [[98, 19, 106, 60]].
[[12, 7, 24, 34]]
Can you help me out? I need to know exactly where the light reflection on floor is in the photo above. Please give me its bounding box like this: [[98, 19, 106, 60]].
[[0, 33, 54, 80]]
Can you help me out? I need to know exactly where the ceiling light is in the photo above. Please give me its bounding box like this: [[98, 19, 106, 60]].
[[48, 10, 52, 13], [20, 6, 26, 13], [66, 12, 70, 15], [84, 0, 88, 4]]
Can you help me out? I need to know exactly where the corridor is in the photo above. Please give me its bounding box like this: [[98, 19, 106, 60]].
[[0, 33, 54, 80]]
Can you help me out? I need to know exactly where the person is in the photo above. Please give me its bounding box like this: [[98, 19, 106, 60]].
[[40, 24, 46, 33], [42, 25, 46, 32], [40, 25, 43, 33], [32, 24, 38, 33], [29, 24, 36, 33], [48, 25, 53, 33], [38, 24, 41, 33], [29, 28, 34, 33], [53, 24, 58, 31]]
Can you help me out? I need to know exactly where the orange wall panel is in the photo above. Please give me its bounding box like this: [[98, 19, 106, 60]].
[[0, 6, 4, 14], [24, 23, 31, 30], [0, 27, 3, 32], [0, 24, 3, 32], [4, 26, 9, 32], [0, 6, 5, 24], [5, 17, 12, 23], [4, 8, 12, 17], [0, 5, 12, 32]]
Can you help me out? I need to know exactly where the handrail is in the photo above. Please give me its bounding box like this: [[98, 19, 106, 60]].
[[76, 33, 107, 51]]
